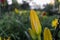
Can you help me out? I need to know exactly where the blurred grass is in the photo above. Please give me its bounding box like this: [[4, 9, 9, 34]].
[[0, 10, 60, 40]]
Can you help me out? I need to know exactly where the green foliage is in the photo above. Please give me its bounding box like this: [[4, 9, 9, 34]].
[[0, 10, 60, 40], [0, 11, 30, 40]]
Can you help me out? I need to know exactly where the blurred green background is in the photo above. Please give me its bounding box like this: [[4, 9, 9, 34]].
[[0, 0, 60, 40]]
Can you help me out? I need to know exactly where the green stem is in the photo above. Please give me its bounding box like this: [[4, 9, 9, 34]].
[[38, 35, 41, 40], [32, 38, 36, 40]]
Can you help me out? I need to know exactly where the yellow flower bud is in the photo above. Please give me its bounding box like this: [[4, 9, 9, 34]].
[[15, 8, 19, 14], [0, 37, 2, 40], [44, 27, 52, 40], [30, 10, 42, 35]]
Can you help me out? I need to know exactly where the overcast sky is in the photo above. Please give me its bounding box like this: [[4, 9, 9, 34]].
[[7, 0, 55, 9], [16, 0, 54, 4], [7, 0, 54, 5]]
